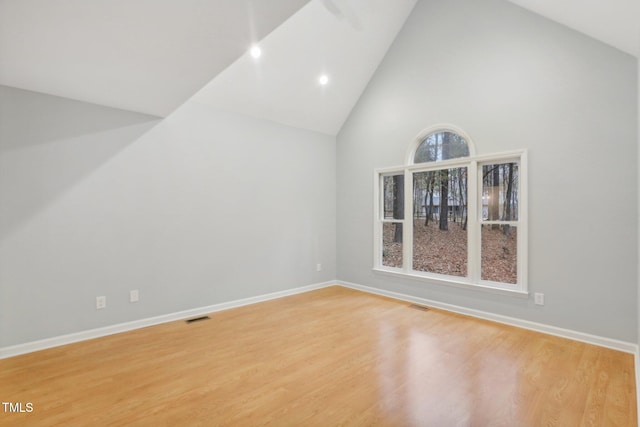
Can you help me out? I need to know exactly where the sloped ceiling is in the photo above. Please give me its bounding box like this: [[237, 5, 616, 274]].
[[0, 0, 637, 134], [0, 0, 311, 117], [507, 0, 640, 57], [191, 0, 418, 135]]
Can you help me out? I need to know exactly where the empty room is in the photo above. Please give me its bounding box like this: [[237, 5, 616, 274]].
[[1, 0, 639, 425]]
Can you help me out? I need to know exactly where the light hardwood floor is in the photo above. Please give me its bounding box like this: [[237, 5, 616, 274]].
[[0, 286, 636, 426]]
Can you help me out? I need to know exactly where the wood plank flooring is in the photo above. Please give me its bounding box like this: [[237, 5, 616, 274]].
[[0, 286, 636, 426]]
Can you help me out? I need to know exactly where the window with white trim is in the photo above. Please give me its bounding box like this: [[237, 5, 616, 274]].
[[374, 126, 527, 295]]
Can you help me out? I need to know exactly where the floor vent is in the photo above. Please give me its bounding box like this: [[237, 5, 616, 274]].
[[186, 316, 210, 324], [408, 304, 430, 312]]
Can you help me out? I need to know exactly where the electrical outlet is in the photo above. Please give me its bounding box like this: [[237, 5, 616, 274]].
[[130, 290, 139, 303], [534, 293, 544, 306], [96, 296, 106, 310], [316, 263, 322, 272]]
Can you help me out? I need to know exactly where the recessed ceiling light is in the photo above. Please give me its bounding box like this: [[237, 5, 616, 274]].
[[319, 74, 329, 85], [249, 46, 262, 59]]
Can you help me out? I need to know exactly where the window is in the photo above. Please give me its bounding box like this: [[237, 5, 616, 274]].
[[480, 162, 519, 284], [374, 126, 527, 295], [382, 174, 404, 268]]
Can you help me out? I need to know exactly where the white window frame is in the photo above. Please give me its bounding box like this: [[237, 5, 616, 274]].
[[373, 129, 528, 296]]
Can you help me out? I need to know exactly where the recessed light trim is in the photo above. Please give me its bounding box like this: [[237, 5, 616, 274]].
[[249, 46, 262, 59], [319, 74, 329, 85]]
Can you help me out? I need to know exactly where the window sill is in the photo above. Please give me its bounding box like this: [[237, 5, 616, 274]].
[[372, 267, 529, 298]]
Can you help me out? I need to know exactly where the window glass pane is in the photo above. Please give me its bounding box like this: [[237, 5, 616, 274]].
[[414, 131, 469, 163], [382, 222, 403, 268], [412, 168, 467, 277], [482, 162, 519, 221], [481, 224, 517, 284], [383, 175, 405, 220]]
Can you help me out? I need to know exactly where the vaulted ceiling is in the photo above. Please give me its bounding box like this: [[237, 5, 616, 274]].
[[191, 0, 418, 135], [0, 0, 312, 117], [508, 0, 639, 58], [1, 0, 638, 136]]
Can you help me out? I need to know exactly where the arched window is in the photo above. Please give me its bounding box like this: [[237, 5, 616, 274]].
[[375, 125, 527, 295], [414, 131, 470, 163], [406, 125, 476, 165]]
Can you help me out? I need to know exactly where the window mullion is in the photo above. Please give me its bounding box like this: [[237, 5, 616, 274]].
[[403, 168, 413, 273], [519, 151, 528, 292], [467, 160, 479, 283]]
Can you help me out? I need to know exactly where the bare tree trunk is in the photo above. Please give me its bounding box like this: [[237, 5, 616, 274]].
[[459, 168, 467, 231], [439, 133, 451, 231], [424, 191, 430, 226], [490, 165, 500, 229], [439, 132, 451, 231], [439, 169, 449, 231], [503, 163, 514, 235], [413, 180, 420, 218], [393, 175, 404, 243], [425, 172, 435, 226]]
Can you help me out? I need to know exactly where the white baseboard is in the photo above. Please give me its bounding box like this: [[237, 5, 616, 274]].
[[2, 279, 638, 360], [337, 280, 639, 355], [0, 281, 336, 360]]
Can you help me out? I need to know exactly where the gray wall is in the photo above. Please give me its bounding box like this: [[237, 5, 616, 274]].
[[336, 0, 638, 342], [0, 86, 336, 347]]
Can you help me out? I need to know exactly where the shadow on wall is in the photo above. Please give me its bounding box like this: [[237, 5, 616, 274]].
[[0, 85, 161, 240]]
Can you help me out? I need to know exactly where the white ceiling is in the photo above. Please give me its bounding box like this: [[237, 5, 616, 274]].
[[0, 0, 311, 117], [507, 0, 640, 57], [0, 0, 637, 135], [191, 0, 417, 135]]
